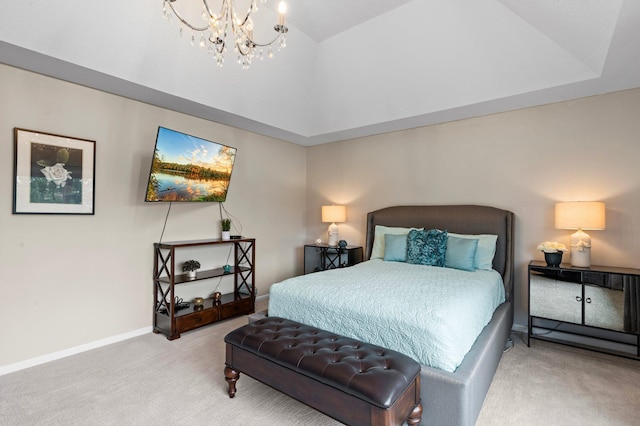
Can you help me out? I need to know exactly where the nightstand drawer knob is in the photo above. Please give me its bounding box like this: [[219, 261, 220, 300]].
[[585, 297, 592, 304], [575, 296, 582, 302]]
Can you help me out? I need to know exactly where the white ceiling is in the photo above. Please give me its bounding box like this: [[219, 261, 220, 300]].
[[268, 0, 415, 42], [1, 0, 639, 146]]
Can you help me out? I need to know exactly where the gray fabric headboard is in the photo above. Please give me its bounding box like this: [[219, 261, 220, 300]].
[[365, 205, 514, 301]]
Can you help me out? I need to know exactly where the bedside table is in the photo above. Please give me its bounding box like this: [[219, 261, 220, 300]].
[[528, 260, 640, 359], [304, 244, 363, 274]]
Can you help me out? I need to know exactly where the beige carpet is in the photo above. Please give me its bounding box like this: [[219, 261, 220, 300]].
[[1, 309, 639, 425], [477, 335, 640, 426]]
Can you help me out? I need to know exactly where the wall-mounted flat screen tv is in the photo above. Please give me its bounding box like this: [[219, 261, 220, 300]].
[[144, 127, 237, 202]]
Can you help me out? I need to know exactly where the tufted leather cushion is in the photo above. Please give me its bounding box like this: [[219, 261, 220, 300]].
[[224, 316, 421, 409]]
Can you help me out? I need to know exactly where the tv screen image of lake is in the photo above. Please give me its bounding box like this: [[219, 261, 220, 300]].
[[145, 127, 237, 202], [155, 171, 228, 201]]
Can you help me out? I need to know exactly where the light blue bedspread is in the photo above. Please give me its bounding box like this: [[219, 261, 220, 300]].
[[268, 259, 505, 372]]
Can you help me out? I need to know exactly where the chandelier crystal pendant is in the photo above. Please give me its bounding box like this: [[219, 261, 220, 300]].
[[163, 0, 288, 69]]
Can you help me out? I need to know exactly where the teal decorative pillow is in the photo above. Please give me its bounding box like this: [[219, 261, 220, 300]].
[[406, 230, 425, 264], [445, 236, 479, 271], [448, 233, 497, 271], [406, 229, 448, 266], [383, 234, 408, 262]]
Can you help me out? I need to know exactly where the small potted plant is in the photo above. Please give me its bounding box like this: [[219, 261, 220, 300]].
[[537, 241, 568, 267], [182, 260, 201, 278], [221, 218, 231, 240]]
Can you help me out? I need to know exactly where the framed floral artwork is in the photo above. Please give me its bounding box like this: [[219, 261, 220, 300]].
[[13, 128, 96, 214]]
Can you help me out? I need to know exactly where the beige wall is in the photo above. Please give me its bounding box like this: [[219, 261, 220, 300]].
[[306, 88, 640, 327], [0, 64, 307, 368], [3, 61, 640, 370]]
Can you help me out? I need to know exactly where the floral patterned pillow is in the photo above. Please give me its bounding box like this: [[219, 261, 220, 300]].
[[406, 229, 448, 266]]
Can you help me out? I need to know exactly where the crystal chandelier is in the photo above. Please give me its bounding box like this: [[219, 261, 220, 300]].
[[163, 0, 288, 69]]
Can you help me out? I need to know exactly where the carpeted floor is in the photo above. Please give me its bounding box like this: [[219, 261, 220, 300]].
[[1, 306, 639, 425], [476, 334, 640, 426]]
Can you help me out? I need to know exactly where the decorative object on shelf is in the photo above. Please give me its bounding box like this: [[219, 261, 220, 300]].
[[175, 297, 190, 310], [159, 297, 192, 315], [315, 238, 322, 244], [223, 264, 232, 273], [537, 241, 567, 267], [338, 240, 347, 248], [182, 259, 201, 278], [221, 218, 232, 240], [555, 201, 606, 267], [213, 291, 222, 301], [193, 297, 204, 306], [162, 0, 288, 69], [543, 252, 563, 267], [13, 128, 96, 215], [322, 205, 346, 246]]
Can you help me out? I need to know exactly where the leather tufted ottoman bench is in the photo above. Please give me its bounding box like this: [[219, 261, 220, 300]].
[[224, 317, 422, 426]]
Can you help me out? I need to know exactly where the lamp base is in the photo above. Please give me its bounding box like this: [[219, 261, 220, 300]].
[[570, 228, 592, 267], [570, 247, 591, 268], [327, 223, 339, 246]]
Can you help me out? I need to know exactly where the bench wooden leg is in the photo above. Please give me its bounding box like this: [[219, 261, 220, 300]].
[[407, 402, 423, 425], [224, 366, 240, 398]]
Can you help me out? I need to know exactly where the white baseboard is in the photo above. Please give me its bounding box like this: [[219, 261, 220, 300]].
[[2, 296, 269, 376], [0, 326, 152, 377]]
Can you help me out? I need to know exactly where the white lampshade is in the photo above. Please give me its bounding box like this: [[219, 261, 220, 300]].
[[555, 201, 605, 267], [321, 205, 346, 223], [555, 201, 606, 230]]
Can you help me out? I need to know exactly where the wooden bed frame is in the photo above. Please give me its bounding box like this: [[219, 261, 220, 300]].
[[365, 205, 514, 426]]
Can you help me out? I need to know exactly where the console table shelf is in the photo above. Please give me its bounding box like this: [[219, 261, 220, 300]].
[[157, 266, 252, 285], [153, 238, 255, 340]]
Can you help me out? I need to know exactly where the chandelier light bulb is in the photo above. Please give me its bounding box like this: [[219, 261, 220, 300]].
[[278, 1, 286, 26]]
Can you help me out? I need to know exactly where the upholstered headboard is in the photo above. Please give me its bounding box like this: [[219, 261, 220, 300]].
[[365, 205, 514, 301]]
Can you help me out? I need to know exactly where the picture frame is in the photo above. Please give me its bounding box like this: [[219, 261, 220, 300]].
[[13, 128, 96, 215]]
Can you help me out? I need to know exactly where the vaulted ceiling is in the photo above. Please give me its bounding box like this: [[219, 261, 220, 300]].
[[1, 0, 639, 146]]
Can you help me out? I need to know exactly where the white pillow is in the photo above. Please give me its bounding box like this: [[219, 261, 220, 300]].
[[371, 225, 422, 259], [448, 233, 498, 271]]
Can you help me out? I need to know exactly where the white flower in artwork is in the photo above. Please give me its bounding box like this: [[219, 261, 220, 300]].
[[41, 163, 72, 187]]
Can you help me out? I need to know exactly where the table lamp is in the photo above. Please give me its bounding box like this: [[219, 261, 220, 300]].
[[555, 201, 605, 267], [322, 205, 346, 246]]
